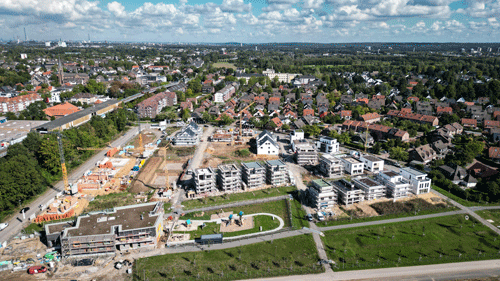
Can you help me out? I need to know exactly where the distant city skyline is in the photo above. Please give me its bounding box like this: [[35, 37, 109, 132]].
[[0, 0, 499, 43]]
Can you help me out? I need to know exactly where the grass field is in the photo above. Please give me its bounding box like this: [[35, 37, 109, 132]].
[[183, 200, 292, 227], [476, 209, 500, 225], [290, 199, 309, 229], [319, 198, 456, 227], [213, 62, 237, 69], [134, 234, 324, 280], [84, 192, 137, 212], [322, 215, 500, 271], [173, 215, 281, 239], [23, 217, 75, 234], [182, 186, 296, 210]]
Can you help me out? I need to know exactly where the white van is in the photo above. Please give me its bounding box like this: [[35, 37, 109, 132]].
[[316, 212, 325, 221]]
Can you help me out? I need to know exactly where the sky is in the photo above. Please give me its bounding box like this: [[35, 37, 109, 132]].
[[0, 0, 499, 43]]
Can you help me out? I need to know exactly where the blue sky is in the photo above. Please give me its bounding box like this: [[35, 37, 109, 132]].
[[0, 0, 499, 43]]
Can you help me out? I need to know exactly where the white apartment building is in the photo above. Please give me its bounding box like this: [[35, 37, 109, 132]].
[[316, 136, 339, 154], [213, 92, 225, 103], [352, 177, 386, 201], [319, 154, 344, 178], [289, 130, 304, 143], [400, 167, 432, 195], [340, 156, 364, 175], [308, 179, 337, 209], [359, 155, 384, 173], [376, 170, 411, 199], [194, 167, 217, 194], [262, 69, 300, 83], [257, 130, 279, 155], [241, 162, 266, 189], [332, 179, 365, 206]]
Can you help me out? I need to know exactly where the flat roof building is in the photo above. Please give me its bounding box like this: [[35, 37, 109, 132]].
[[340, 156, 364, 175], [46, 202, 164, 258], [217, 164, 241, 192], [332, 178, 364, 206], [241, 162, 266, 189], [308, 179, 337, 209], [376, 170, 410, 199], [352, 177, 386, 201], [359, 154, 384, 173], [194, 167, 217, 194], [292, 139, 318, 166], [319, 154, 344, 178], [265, 160, 289, 187], [400, 167, 431, 195]]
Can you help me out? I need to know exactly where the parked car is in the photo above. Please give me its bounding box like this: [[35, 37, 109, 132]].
[[20, 207, 30, 214], [305, 214, 313, 221], [316, 212, 325, 221], [28, 266, 47, 274], [0, 223, 8, 231]]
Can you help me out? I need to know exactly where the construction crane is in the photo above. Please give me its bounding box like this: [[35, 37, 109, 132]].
[[40, 131, 70, 193], [236, 102, 255, 142], [136, 111, 144, 154]]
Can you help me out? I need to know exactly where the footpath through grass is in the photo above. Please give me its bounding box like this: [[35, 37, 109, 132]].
[[319, 198, 457, 227], [182, 186, 296, 210], [173, 215, 281, 239], [182, 200, 292, 227], [134, 234, 324, 280], [322, 215, 500, 271]]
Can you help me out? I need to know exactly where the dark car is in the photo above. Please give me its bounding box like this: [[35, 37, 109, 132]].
[[20, 207, 30, 214], [306, 214, 313, 221]]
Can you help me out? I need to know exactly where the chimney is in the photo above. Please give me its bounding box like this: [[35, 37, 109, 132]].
[[140, 214, 144, 220]]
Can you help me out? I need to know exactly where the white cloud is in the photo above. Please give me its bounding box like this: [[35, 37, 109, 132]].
[[108, 1, 126, 18], [303, 0, 324, 9], [220, 0, 252, 13]]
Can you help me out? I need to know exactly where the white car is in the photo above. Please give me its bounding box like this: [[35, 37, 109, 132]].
[[0, 223, 8, 231]]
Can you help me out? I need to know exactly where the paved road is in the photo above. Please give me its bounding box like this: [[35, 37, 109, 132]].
[[0, 126, 140, 243], [431, 189, 500, 235], [249, 259, 500, 281]]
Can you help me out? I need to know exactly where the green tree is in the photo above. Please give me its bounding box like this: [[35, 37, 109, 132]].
[[389, 147, 409, 162], [303, 125, 321, 137], [181, 108, 191, 121], [338, 132, 351, 144]]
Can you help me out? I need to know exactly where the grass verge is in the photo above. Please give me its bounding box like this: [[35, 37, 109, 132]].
[[84, 192, 137, 213], [134, 234, 324, 280], [182, 186, 296, 210], [322, 215, 500, 271], [431, 186, 498, 207], [476, 209, 500, 224]]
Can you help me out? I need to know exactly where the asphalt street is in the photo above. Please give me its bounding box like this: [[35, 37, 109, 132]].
[[0, 126, 140, 243]]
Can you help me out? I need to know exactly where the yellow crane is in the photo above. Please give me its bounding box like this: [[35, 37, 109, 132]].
[[235, 102, 255, 144], [40, 131, 70, 193]]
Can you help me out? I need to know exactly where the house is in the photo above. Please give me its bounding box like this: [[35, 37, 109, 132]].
[[241, 162, 266, 189], [339, 110, 352, 120], [70, 92, 100, 104], [409, 144, 437, 164], [387, 110, 439, 126], [484, 120, 500, 129], [173, 122, 202, 146], [256, 130, 279, 155], [308, 179, 337, 209], [438, 164, 468, 185], [400, 167, 431, 195], [303, 108, 314, 117], [340, 95, 353, 104], [467, 162, 498, 180], [489, 147, 500, 162], [292, 139, 318, 165], [214, 85, 236, 103], [376, 170, 410, 199], [340, 156, 364, 175], [283, 111, 298, 119], [271, 117, 283, 129], [431, 140, 450, 157], [43, 102, 80, 118], [359, 155, 384, 173], [360, 112, 380, 124], [332, 179, 364, 205], [315, 136, 339, 154], [342, 120, 410, 142], [180, 101, 193, 112], [319, 154, 344, 178], [444, 122, 463, 136], [461, 118, 477, 128], [436, 106, 453, 115], [353, 177, 386, 200], [289, 130, 304, 142], [416, 101, 434, 115]]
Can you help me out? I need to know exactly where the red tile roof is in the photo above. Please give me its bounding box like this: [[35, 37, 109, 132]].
[[271, 117, 283, 127], [461, 118, 477, 126], [340, 110, 351, 118], [489, 147, 500, 159], [43, 102, 80, 117], [361, 112, 380, 121], [484, 120, 500, 128], [436, 106, 452, 114], [408, 96, 420, 102], [303, 109, 314, 117]]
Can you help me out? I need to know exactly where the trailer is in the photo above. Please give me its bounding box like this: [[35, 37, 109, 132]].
[[195, 234, 223, 245]]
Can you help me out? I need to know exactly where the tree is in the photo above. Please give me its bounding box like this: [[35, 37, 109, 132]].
[[281, 124, 290, 131], [303, 125, 321, 137], [219, 114, 234, 125], [166, 112, 178, 121], [23, 101, 47, 120], [389, 147, 409, 162], [181, 108, 191, 121], [338, 132, 351, 144]]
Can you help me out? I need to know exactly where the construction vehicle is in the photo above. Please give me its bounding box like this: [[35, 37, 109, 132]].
[[233, 102, 255, 145]]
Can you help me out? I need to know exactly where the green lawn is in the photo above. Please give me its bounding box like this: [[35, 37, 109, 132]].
[[290, 199, 309, 229], [182, 186, 296, 210], [322, 215, 500, 271], [476, 209, 500, 225], [173, 215, 281, 239], [84, 192, 137, 213], [134, 234, 324, 280], [182, 200, 291, 227], [431, 185, 499, 207]]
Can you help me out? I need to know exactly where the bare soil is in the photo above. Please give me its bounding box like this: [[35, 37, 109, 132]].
[[130, 157, 163, 193]]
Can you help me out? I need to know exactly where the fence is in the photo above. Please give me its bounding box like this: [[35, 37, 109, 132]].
[[333, 252, 500, 271]]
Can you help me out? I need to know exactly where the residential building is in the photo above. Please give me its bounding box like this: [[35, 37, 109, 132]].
[[43, 102, 80, 118], [173, 122, 202, 146], [241, 162, 266, 189], [315, 136, 339, 154], [342, 121, 410, 142], [292, 139, 318, 165], [0, 93, 42, 113], [353, 177, 386, 200], [217, 164, 241, 192], [256, 130, 279, 155], [308, 179, 337, 209], [359, 154, 384, 173], [194, 167, 217, 194], [400, 167, 431, 195], [340, 156, 364, 175], [387, 110, 439, 126], [461, 118, 478, 128], [408, 144, 437, 164], [46, 202, 164, 258], [360, 112, 381, 123], [70, 92, 100, 104], [289, 130, 304, 143], [489, 147, 500, 162], [438, 164, 468, 185], [332, 178, 364, 205], [214, 85, 235, 103], [376, 170, 410, 199], [136, 92, 177, 118], [262, 69, 300, 83], [319, 154, 344, 178], [265, 160, 289, 187]]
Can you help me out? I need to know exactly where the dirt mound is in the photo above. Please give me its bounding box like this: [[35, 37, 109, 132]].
[[130, 157, 163, 193]]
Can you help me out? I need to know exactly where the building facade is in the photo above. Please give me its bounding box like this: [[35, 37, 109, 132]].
[[359, 155, 384, 173], [340, 156, 364, 175], [332, 179, 365, 205], [241, 162, 266, 189], [265, 160, 289, 187], [352, 177, 386, 200], [308, 179, 337, 209], [217, 164, 241, 192], [315, 136, 339, 154], [292, 139, 318, 165], [376, 170, 410, 199], [319, 154, 344, 178], [400, 167, 432, 195], [194, 167, 217, 194]]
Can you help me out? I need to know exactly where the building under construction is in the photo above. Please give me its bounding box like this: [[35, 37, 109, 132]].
[[45, 202, 164, 258]]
